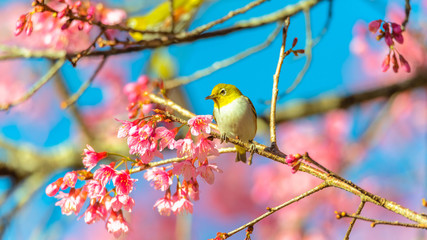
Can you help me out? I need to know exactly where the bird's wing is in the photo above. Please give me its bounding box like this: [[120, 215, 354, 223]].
[[244, 96, 257, 132]]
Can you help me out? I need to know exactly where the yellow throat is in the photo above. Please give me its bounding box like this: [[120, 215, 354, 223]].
[[205, 83, 243, 109]]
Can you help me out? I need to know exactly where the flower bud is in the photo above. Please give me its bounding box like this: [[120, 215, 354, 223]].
[[399, 54, 411, 73], [368, 19, 382, 33], [390, 22, 402, 34], [381, 54, 390, 72]]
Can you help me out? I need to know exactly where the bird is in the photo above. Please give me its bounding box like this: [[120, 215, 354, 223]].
[[205, 83, 257, 164]]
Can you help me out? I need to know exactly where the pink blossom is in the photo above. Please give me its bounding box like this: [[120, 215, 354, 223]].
[[124, 75, 151, 118], [55, 188, 86, 216], [61, 171, 77, 189], [154, 195, 174, 216], [144, 167, 172, 191], [187, 115, 213, 136], [117, 119, 138, 138], [85, 180, 106, 199], [172, 191, 193, 214], [195, 137, 219, 160], [155, 127, 176, 151], [93, 163, 117, 186], [125, 122, 163, 162], [368, 19, 382, 33], [197, 161, 222, 185], [113, 170, 137, 195], [110, 195, 135, 212], [106, 210, 129, 238], [175, 138, 195, 158], [84, 202, 107, 224], [82, 144, 107, 171], [185, 180, 200, 201], [172, 160, 197, 181], [14, 1, 126, 51], [45, 178, 63, 197], [399, 54, 411, 72]]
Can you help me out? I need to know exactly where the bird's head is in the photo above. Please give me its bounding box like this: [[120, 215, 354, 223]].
[[205, 83, 242, 109]]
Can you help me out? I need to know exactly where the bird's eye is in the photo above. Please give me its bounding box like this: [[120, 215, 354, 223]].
[[220, 89, 226, 95]]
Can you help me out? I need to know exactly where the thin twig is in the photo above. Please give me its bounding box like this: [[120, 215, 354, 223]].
[[52, 65, 94, 140], [402, 0, 411, 30], [0, 45, 66, 60], [344, 201, 366, 240], [270, 17, 290, 144], [0, 58, 66, 111], [312, 0, 333, 46], [225, 182, 330, 238], [189, 0, 269, 36], [169, 0, 175, 33], [284, 9, 312, 94], [62, 56, 108, 108], [71, 29, 106, 66], [339, 212, 427, 229], [164, 22, 283, 89]]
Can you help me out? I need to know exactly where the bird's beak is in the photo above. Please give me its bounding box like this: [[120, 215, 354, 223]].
[[205, 94, 216, 100]]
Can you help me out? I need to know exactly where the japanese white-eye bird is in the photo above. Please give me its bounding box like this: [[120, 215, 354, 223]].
[[205, 84, 257, 164]]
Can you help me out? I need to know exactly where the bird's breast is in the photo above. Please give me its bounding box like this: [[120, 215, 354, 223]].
[[213, 96, 256, 141]]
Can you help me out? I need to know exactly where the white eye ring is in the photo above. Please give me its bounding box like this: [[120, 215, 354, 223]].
[[220, 89, 226, 95]]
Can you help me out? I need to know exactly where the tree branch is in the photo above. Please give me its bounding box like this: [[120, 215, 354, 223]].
[[61, 56, 108, 108], [338, 211, 427, 229], [224, 182, 330, 239], [344, 200, 366, 240], [266, 71, 427, 123], [0, 58, 65, 111], [270, 18, 290, 144]]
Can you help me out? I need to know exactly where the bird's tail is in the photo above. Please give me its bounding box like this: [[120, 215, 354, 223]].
[[235, 145, 247, 163]]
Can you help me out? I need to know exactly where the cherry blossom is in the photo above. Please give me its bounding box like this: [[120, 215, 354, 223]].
[[197, 161, 222, 184], [195, 137, 219, 160], [110, 194, 135, 212], [93, 163, 117, 186], [175, 138, 195, 158], [172, 190, 193, 214], [155, 127, 177, 151], [172, 160, 197, 181], [82, 144, 107, 171], [154, 195, 174, 216], [85, 180, 106, 199], [144, 167, 172, 191], [45, 178, 63, 197], [84, 201, 108, 224], [61, 171, 77, 189], [106, 210, 130, 237], [55, 188, 87, 216], [113, 170, 137, 195], [187, 115, 213, 136]]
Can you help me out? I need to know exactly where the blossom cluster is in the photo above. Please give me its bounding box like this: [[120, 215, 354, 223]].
[[46, 110, 222, 237], [123, 75, 153, 119], [368, 19, 410, 73], [14, 0, 126, 50]]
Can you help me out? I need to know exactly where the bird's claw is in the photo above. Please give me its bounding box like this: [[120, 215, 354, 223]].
[[220, 133, 227, 144], [247, 140, 257, 165]]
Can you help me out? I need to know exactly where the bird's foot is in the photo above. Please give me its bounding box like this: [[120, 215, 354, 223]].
[[247, 140, 257, 166], [220, 133, 227, 144]]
